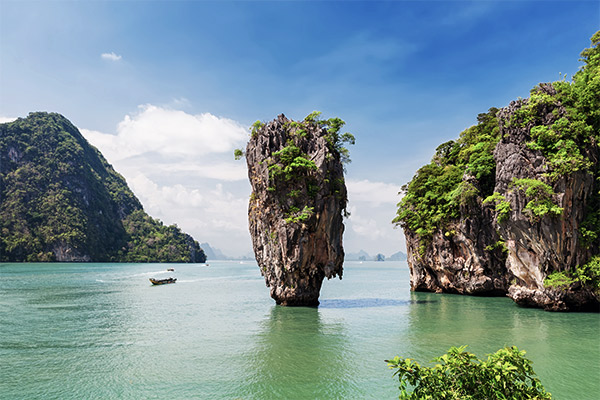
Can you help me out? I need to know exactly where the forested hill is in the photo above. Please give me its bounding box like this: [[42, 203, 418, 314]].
[[0, 112, 206, 263]]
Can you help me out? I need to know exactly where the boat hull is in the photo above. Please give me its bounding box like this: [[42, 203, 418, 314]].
[[149, 277, 177, 285]]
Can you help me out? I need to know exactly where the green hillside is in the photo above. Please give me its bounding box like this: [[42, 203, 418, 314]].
[[0, 112, 206, 263]]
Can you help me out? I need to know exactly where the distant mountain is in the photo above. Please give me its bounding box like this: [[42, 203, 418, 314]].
[[201, 243, 256, 261], [345, 250, 371, 261], [388, 251, 407, 261], [345, 250, 407, 261], [200, 242, 228, 260], [0, 112, 206, 263]]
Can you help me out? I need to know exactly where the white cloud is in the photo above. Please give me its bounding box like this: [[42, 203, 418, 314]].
[[81, 105, 249, 180], [0, 116, 17, 123], [79, 109, 407, 256], [342, 179, 406, 254], [346, 205, 383, 241], [346, 179, 401, 206], [154, 161, 247, 181], [112, 104, 247, 158], [101, 52, 122, 61], [127, 172, 251, 254], [80, 105, 252, 255]]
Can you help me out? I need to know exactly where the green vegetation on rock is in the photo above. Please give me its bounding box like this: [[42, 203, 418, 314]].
[[512, 178, 563, 221], [119, 210, 204, 263], [240, 111, 353, 226], [394, 31, 600, 252], [386, 346, 551, 399], [482, 192, 511, 222], [544, 256, 600, 295], [393, 107, 501, 241], [0, 112, 205, 263], [304, 111, 355, 166]]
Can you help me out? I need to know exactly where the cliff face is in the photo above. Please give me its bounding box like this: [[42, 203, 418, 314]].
[[0, 112, 206, 263], [399, 87, 599, 310], [396, 33, 599, 311], [405, 185, 509, 296], [245, 114, 348, 306], [493, 85, 598, 311]]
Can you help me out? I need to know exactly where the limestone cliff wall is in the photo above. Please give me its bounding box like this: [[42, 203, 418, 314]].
[[403, 83, 598, 311], [493, 86, 598, 311], [246, 114, 347, 306], [406, 177, 509, 296]]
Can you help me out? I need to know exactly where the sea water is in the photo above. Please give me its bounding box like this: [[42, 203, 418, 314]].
[[1, 261, 598, 399]]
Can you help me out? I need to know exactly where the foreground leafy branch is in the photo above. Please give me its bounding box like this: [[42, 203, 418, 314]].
[[386, 346, 551, 399]]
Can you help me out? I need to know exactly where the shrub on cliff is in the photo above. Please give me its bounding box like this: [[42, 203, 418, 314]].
[[386, 346, 551, 399]]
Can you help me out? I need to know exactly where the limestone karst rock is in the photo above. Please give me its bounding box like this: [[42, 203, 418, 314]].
[[398, 84, 598, 311], [396, 34, 600, 311], [404, 179, 509, 296], [245, 113, 350, 306], [493, 84, 598, 311]]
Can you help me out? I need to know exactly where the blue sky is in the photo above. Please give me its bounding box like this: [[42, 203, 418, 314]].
[[1, 1, 598, 257]]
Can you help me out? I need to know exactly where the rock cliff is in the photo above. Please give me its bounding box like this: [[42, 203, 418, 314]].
[[395, 32, 599, 311], [245, 113, 351, 306], [405, 185, 509, 296], [493, 84, 598, 311]]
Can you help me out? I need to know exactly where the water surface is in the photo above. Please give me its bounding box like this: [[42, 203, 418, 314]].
[[1, 261, 598, 399]]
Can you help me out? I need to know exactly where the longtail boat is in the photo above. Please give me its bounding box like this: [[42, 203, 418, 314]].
[[149, 277, 177, 285]]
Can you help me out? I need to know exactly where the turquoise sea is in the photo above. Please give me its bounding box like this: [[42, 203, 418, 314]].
[[1, 261, 599, 399]]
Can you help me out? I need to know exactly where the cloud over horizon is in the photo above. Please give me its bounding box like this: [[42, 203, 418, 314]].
[[0, 116, 17, 123], [82, 104, 249, 181], [81, 105, 253, 255]]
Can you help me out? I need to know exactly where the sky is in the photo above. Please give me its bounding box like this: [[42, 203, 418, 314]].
[[1, 0, 598, 258]]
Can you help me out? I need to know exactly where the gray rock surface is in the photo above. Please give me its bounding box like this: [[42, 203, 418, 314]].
[[405, 176, 509, 296], [404, 84, 599, 311], [494, 84, 598, 310], [245, 114, 347, 306]]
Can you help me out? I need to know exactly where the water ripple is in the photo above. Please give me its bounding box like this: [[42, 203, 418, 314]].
[[319, 298, 438, 308]]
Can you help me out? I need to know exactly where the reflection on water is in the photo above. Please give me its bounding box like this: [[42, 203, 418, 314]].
[[403, 291, 600, 398], [240, 305, 359, 399], [320, 298, 437, 309]]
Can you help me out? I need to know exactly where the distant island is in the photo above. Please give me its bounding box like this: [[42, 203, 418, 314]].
[[200, 242, 254, 261], [0, 112, 206, 263], [345, 250, 407, 262], [201, 243, 407, 263]]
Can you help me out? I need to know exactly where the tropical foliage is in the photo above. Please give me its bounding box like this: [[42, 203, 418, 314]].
[[242, 111, 353, 225], [393, 107, 501, 241], [544, 256, 600, 295], [119, 210, 204, 263], [386, 346, 552, 399]]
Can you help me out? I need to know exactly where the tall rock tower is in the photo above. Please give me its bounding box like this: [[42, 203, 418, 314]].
[[244, 113, 352, 306]]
